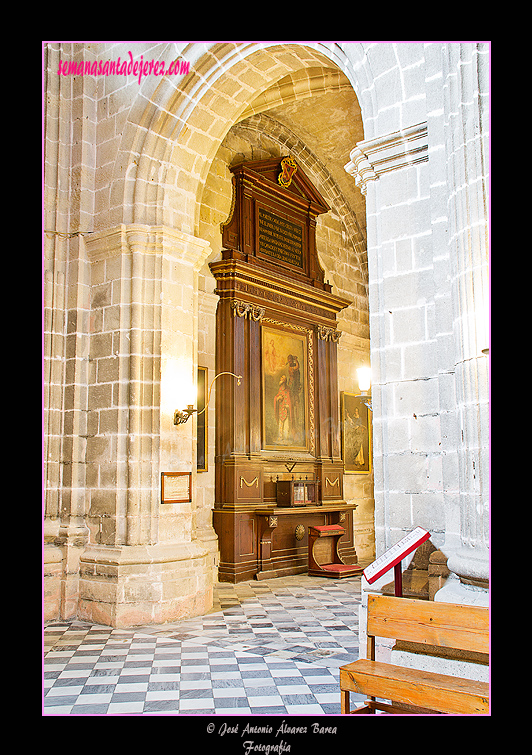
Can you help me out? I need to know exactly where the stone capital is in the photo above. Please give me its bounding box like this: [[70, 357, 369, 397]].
[[85, 224, 211, 271], [345, 122, 428, 194]]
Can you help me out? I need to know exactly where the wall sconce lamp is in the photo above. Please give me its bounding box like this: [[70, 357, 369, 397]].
[[173, 404, 198, 425], [356, 366, 372, 411], [173, 372, 243, 425]]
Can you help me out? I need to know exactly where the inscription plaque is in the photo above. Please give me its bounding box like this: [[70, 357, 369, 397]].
[[258, 207, 303, 269], [161, 472, 192, 503]]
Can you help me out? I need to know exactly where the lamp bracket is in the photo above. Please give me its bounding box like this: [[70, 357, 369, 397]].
[[173, 372, 243, 426], [173, 406, 197, 425]]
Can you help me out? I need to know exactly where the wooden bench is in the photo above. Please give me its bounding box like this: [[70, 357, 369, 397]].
[[340, 594, 489, 715]]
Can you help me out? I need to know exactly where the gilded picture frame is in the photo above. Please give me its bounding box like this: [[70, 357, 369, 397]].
[[341, 392, 372, 474], [196, 366, 207, 472], [262, 325, 309, 452]]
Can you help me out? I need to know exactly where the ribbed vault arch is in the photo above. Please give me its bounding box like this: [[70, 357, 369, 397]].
[[113, 43, 370, 238]]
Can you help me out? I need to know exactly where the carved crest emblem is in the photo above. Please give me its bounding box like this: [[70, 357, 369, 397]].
[[278, 156, 298, 188]]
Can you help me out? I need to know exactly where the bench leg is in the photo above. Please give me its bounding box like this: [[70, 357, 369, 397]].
[[341, 690, 349, 714]]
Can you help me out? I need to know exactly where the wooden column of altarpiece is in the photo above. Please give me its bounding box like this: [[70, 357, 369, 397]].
[[209, 157, 361, 582]]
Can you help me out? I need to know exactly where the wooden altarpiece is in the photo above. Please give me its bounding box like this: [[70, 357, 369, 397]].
[[210, 156, 363, 582]]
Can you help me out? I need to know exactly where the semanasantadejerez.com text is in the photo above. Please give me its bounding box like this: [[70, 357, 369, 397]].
[[57, 50, 190, 84]]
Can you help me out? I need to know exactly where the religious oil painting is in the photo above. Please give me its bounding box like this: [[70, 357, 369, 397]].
[[341, 392, 372, 474], [262, 326, 309, 451]]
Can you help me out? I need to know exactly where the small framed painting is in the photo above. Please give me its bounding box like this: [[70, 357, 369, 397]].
[[197, 367, 207, 472], [341, 392, 372, 474]]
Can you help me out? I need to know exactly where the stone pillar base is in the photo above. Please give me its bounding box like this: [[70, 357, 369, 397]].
[[78, 541, 213, 628], [435, 572, 488, 608], [44, 521, 91, 622], [43, 544, 63, 622], [196, 526, 220, 578]]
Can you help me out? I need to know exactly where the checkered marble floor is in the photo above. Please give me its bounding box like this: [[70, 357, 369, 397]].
[[43, 574, 365, 716]]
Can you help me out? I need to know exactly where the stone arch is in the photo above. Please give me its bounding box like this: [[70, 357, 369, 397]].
[[112, 42, 374, 234]]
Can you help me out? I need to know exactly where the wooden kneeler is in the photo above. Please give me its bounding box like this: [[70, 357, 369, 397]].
[[308, 525, 363, 579]]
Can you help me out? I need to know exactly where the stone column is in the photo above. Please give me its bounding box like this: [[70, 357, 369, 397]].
[[78, 224, 214, 627], [434, 43, 490, 605], [346, 122, 439, 662], [345, 122, 436, 556], [43, 42, 95, 620], [346, 44, 489, 609]]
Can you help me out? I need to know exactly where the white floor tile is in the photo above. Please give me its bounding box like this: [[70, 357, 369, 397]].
[[247, 695, 284, 707], [146, 689, 181, 700], [107, 701, 145, 714], [179, 698, 215, 709]]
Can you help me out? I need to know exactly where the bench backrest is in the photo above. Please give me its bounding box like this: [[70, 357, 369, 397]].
[[367, 594, 489, 655]]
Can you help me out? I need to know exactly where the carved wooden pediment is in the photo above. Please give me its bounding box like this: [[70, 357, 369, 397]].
[[219, 156, 331, 291]]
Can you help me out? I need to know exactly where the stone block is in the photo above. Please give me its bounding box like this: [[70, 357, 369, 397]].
[[91, 282, 112, 309], [402, 341, 436, 380], [387, 453, 430, 494], [91, 332, 113, 358], [89, 489, 117, 516], [394, 377, 440, 417], [97, 356, 120, 383], [411, 492, 445, 530], [385, 417, 411, 454], [86, 435, 111, 464], [391, 307, 425, 344], [382, 273, 418, 310], [428, 549, 450, 600], [410, 414, 442, 454]]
